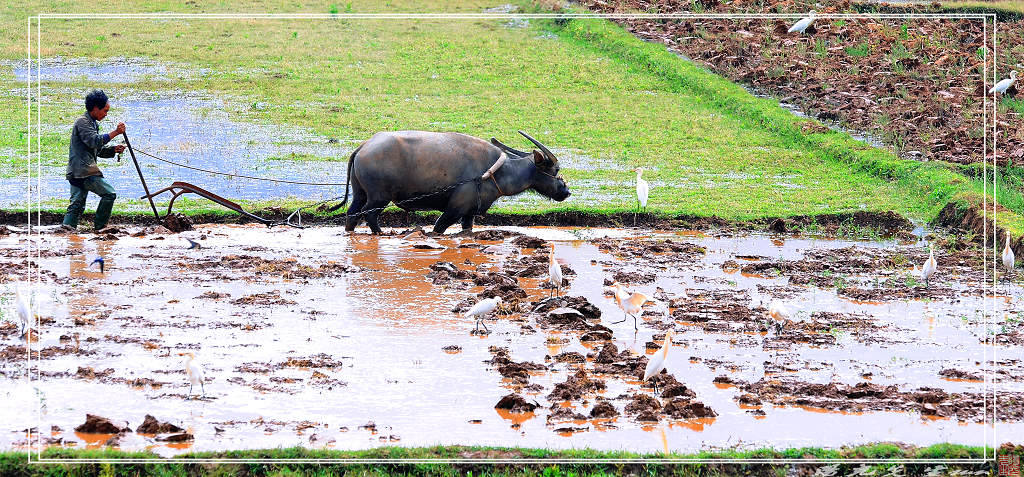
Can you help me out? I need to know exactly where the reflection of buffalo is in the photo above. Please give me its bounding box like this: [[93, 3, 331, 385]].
[[333, 130, 570, 234]]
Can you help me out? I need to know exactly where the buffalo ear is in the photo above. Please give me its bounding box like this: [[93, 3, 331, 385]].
[[532, 150, 545, 165]]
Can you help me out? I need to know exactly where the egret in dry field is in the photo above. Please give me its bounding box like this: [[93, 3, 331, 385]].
[[548, 245, 563, 297], [921, 244, 937, 288], [178, 352, 205, 399], [788, 11, 816, 34], [186, 238, 201, 250], [990, 71, 1018, 95], [643, 330, 673, 394], [465, 296, 502, 334], [633, 167, 649, 226], [88, 255, 104, 273], [610, 282, 655, 331], [14, 288, 31, 338], [767, 300, 790, 335], [1003, 235, 1015, 281]]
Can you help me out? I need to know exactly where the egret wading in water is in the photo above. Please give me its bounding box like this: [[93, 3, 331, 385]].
[[633, 167, 649, 226], [1003, 235, 1015, 281], [788, 11, 816, 34], [643, 330, 673, 394], [548, 245, 563, 298], [921, 244, 937, 288], [990, 70, 1018, 95], [609, 282, 655, 331], [465, 296, 502, 334], [178, 352, 205, 399]]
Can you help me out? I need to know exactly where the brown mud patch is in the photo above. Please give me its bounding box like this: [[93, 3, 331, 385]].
[[577, 0, 1022, 166]]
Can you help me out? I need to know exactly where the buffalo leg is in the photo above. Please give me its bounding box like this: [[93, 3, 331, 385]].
[[363, 199, 389, 235], [432, 209, 463, 235], [345, 184, 368, 232], [460, 214, 475, 232]]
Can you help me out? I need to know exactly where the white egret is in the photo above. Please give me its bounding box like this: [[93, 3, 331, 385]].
[[643, 330, 673, 394], [767, 300, 790, 335], [465, 296, 502, 333], [609, 282, 655, 331], [178, 352, 206, 399], [788, 11, 816, 34], [548, 245, 563, 297], [990, 71, 1018, 95], [1003, 235, 1015, 280], [921, 244, 937, 288], [633, 167, 649, 226], [14, 288, 31, 338]]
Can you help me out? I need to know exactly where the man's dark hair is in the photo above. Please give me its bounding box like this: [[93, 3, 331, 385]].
[[85, 90, 108, 112]]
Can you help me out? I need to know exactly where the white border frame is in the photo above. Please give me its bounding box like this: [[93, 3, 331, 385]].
[[24, 11, 998, 466]]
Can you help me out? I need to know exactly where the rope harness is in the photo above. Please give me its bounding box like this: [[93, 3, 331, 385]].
[[132, 147, 510, 229]]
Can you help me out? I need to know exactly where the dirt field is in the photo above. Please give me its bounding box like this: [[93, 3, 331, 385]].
[[0, 223, 1021, 456]]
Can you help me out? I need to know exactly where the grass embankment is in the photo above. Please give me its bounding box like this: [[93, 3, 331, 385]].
[[0, 444, 1006, 476], [0, 0, 1019, 234]]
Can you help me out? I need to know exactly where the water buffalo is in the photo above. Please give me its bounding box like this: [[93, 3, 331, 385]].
[[332, 130, 570, 234]]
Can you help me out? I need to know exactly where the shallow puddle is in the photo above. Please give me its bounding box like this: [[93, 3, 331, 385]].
[[0, 225, 1021, 456]]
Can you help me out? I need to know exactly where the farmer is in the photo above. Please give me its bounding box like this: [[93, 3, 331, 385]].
[[62, 89, 126, 232]]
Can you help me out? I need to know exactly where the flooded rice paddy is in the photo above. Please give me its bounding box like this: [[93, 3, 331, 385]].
[[5, 57, 632, 209], [1, 224, 1022, 456]]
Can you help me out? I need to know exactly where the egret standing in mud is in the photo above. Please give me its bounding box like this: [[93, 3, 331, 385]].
[[788, 11, 816, 34], [548, 245, 563, 297], [990, 70, 1018, 95], [633, 167, 649, 226], [178, 352, 205, 399], [14, 288, 31, 338], [643, 331, 673, 394], [1003, 235, 1015, 281], [767, 300, 790, 335], [921, 244, 937, 288], [610, 282, 655, 331], [465, 296, 502, 334]]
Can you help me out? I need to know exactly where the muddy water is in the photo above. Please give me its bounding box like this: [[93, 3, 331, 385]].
[[1, 225, 1021, 456]]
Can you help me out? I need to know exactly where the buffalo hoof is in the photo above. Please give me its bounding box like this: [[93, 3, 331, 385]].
[[454, 230, 475, 238]]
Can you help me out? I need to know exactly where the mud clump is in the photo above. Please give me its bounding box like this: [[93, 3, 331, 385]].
[[230, 290, 297, 306], [939, 369, 983, 381], [663, 399, 717, 419], [612, 270, 656, 285], [162, 213, 193, 233], [590, 401, 620, 418], [136, 414, 184, 434], [198, 291, 230, 300], [768, 218, 787, 233], [553, 351, 586, 364], [547, 369, 607, 401], [156, 432, 194, 442], [495, 393, 538, 413], [548, 406, 589, 421], [533, 296, 601, 320], [75, 414, 131, 434], [474, 229, 520, 241], [510, 235, 547, 249], [624, 394, 662, 416]]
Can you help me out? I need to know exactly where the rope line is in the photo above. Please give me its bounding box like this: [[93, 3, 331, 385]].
[[132, 147, 349, 186], [130, 146, 501, 230]]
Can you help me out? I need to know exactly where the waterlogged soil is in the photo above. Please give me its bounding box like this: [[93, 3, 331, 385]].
[[0, 224, 1022, 456], [577, 0, 1024, 165]]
